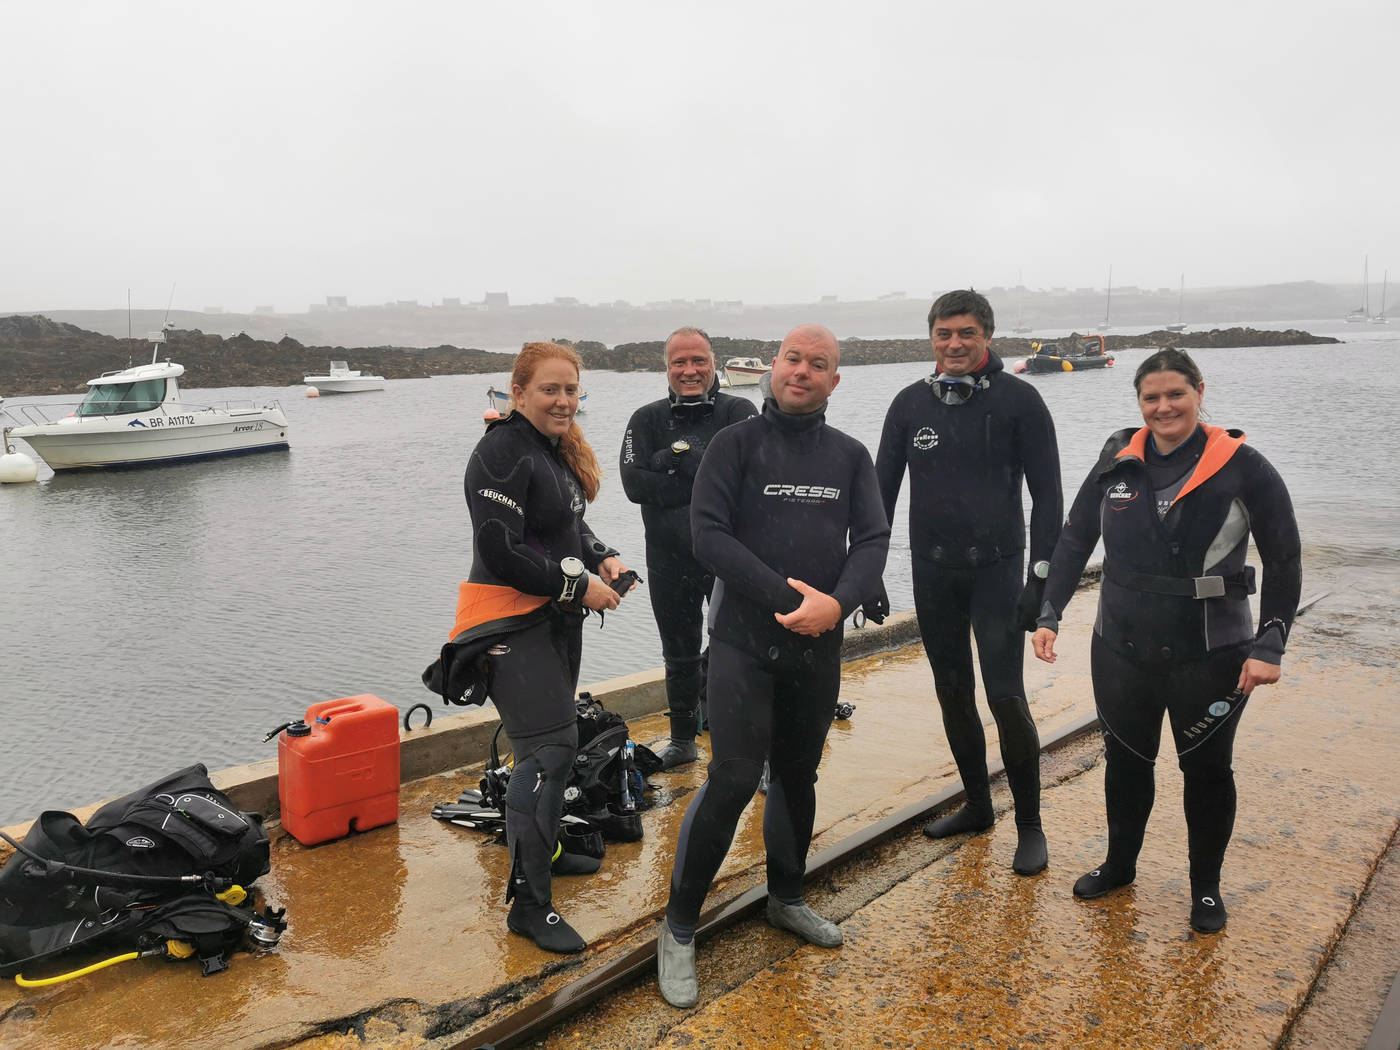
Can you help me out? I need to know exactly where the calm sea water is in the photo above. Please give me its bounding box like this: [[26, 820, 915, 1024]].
[[3, 326, 1397, 825]]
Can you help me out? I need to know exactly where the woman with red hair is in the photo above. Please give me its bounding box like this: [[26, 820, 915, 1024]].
[[457, 341, 633, 953]]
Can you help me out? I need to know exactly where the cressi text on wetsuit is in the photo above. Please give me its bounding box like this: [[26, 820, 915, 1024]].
[[1040, 423, 1302, 912], [664, 399, 890, 940], [620, 382, 757, 742], [462, 411, 618, 920], [874, 350, 1062, 863]]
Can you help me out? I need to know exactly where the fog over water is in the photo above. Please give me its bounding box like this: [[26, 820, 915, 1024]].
[[2, 2, 1397, 314], [1, 331, 1397, 824]]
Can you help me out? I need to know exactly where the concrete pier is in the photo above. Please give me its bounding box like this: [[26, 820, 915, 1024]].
[[1, 584, 1396, 1049]]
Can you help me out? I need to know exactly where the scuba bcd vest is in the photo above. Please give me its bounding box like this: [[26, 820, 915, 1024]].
[[0, 763, 285, 982], [431, 693, 662, 848]]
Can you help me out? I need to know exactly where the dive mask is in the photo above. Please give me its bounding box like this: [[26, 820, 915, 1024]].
[[926, 372, 989, 406]]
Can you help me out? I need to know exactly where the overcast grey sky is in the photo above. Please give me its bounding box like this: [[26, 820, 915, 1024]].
[[4, 0, 1397, 313]]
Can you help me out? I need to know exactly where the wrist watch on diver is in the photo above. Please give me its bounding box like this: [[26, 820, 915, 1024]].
[[670, 440, 690, 455], [559, 557, 586, 602], [1032, 560, 1050, 580]]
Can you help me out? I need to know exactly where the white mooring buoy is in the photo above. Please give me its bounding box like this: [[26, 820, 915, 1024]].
[[306, 386, 320, 398], [0, 448, 39, 484]]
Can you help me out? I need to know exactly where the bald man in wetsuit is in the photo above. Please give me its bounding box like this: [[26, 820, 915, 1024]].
[[656, 324, 890, 1008]]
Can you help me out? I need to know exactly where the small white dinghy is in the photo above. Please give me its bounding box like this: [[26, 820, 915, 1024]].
[[302, 361, 385, 394]]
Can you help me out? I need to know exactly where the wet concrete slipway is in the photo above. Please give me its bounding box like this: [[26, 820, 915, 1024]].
[[2, 564, 1398, 1050]]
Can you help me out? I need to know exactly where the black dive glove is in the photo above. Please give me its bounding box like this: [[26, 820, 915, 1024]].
[[862, 581, 890, 625], [608, 569, 642, 597], [1014, 576, 1046, 633]]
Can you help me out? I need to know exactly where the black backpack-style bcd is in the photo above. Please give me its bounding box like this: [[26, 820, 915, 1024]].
[[0, 763, 285, 982]]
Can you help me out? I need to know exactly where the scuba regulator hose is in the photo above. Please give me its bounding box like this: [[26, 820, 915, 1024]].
[[0, 828, 234, 893]]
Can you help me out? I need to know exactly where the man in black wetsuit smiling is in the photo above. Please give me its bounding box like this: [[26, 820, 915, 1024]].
[[656, 324, 890, 1009], [620, 327, 757, 769], [875, 289, 1062, 876]]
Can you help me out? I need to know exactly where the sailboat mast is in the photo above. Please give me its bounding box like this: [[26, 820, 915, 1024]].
[[1105, 265, 1112, 326]]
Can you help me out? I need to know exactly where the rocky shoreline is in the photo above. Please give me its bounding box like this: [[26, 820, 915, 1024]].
[[0, 314, 1338, 398]]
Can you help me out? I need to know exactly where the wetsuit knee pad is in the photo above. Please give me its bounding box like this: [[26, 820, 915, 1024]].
[[1176, 752, 1236, 785], [506, 743, 573, 837], [665, 652, 704, 674], [989, 695, 1040, 765], [766, 756, 820, 791], [705, 757, 766, 809]]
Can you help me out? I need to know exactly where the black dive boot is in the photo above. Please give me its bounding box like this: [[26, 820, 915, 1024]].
[[502, 747, 583, 952], [1073, 734, 1149, 900], [1008, 778, 1048, 876], [1189, 884, 1227, 933], [1073, 863, 1136, 899], [506, 898, 586, 953], [926, 681, 995, 838], [924, 774, 994, 838], [991, 695, 1048, 876]]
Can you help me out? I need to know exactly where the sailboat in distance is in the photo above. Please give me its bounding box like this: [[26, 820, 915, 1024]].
[[1372, 270, 1390, 324], [1345, 257, 1370, 323], [1166, 274, 1188, 333], [1095, 266, 1113, 331], [1012, 278, 1032, 334]]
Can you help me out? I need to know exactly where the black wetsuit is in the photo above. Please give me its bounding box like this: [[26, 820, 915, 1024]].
[[463, 412, 618, 912], [620, 382, 757, 740], [874, 351, 1062, 854], [664, 399, 890, 940], [1041, 423, 1301, 910]]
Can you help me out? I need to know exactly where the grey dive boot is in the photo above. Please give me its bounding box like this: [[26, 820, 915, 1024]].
[[657, 920, 698, 1007]]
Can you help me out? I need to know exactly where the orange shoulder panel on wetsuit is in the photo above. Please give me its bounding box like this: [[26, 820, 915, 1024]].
[[1113, 425, 1246, 507], [1173, 425, 1246, 505], [451, 582, 550, 639]]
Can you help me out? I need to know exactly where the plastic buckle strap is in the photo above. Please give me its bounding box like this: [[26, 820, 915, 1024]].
[[1192, 576, 1227, 599]]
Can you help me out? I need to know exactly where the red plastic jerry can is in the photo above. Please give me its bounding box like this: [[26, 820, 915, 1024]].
[[278, 693, 401, 846]]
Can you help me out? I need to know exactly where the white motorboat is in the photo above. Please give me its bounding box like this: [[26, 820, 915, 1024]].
[[720, 357, 769, 387], [303, 360, 385, 393], [3, 328, 290, 471]]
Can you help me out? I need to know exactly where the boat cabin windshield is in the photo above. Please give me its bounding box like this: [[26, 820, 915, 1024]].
[[77, 378, 166, 417]]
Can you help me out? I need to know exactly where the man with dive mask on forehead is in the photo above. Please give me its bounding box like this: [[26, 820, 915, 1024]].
[[873, 289, 1063, 876]]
